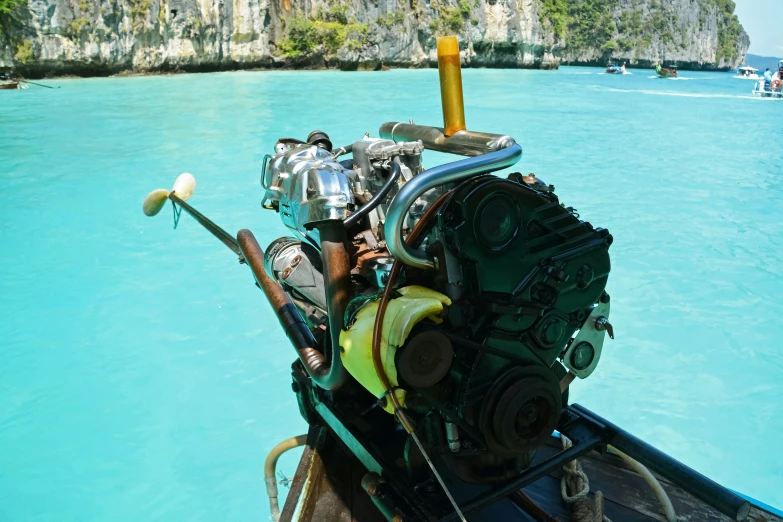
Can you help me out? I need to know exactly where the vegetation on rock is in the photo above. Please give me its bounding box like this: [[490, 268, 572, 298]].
[[277, 5, 370, 58], [536, 0, 567, 39], [129, 0, 151, 32], [0, 0, 24, 35], [0, 0, 23, 15], [0, 0, 748, 73], [708, 0, 744, 63], [68, 16, 90, 36], [376, 10, 404, 28], [538, 0, 745, 63], [429, 1, 469, 36], [561, 0, 619, 55], [13, 39, 33, 62]]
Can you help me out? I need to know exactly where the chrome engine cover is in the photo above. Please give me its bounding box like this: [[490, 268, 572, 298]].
[[263, 144, 355, 244]]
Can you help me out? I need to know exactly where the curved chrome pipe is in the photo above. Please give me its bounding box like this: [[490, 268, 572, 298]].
[[384, 142, 523, 270]]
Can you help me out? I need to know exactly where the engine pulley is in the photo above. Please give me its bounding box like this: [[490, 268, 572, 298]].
[[480, 366, 562, 457], [396, 330, 454, 389]]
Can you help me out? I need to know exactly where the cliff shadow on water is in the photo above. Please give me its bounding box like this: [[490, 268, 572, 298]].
[[0, 0, 747, 78]]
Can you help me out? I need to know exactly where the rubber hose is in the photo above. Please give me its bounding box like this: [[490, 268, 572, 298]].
[[343, 157, 403, 230], [608, 445, 677, 522], [265, 434, 308, 522], [332, 143, 353, 158]]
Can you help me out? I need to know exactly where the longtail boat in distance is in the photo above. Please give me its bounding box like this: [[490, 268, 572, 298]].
[[656, 64, 678, 78], [0, 81, 25, 90]]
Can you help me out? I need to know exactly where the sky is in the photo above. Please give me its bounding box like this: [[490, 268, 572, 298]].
[[734, 0, 782, 57]]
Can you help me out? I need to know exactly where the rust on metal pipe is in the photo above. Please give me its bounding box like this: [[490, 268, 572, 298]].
[[437, 36, 466, 137], [315, 221, 352, 391], [237, 229, 347, 391]]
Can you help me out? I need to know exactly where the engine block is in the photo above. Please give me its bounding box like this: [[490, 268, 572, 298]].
[[261, 128, 612, 485]]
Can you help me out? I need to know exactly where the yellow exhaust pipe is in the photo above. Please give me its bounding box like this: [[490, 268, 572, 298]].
[[436, 36, 466, 137]]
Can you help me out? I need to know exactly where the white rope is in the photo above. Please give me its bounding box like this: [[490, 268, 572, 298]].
[[560, 435, 612, 522]]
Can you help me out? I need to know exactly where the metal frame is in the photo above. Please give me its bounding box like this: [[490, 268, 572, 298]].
[[302, 382, 750, 522]]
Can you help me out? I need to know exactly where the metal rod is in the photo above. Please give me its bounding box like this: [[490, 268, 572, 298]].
[[169, 193, 242, 258], [236, 229, 346, 391], [361, 473, 401, 522], [379, 122, 516, 156], [410, 429, 467, 522], [20, 80, 59, 89], [445, 430, 602, 520], [570, 403, 751, 521]]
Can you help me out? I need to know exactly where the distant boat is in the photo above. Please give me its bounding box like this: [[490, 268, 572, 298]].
[[656, 64, 677, 78], [606, 64, 626, 75], [735, 66, 760, 80], [0, 81, 24, 90], [752, 78, 783, 98]]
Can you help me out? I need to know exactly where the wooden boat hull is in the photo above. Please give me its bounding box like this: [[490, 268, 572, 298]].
[[657, 68, 677, 78], [282, 427, 782, 522], [0, 82, 20, 90]]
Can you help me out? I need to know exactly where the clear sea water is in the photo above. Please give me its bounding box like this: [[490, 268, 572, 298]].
[[1, 67, 781, 521]]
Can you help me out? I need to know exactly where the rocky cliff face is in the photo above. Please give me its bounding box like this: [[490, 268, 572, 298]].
[[553, 0, 749, 70], [0, 0, 747, 77]]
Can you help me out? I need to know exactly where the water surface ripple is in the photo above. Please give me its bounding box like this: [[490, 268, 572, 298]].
[[1, 68, 781, 521]]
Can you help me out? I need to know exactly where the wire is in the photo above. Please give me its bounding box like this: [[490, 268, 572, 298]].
[[369, 189, 467, 522]]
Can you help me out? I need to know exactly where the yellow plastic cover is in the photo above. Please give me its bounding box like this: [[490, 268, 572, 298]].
[[339, 286, 452, 414]]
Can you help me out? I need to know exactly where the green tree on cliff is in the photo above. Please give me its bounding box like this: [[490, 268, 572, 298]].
[[0, 0, 23, 15], [0, 0, 25, 36], [538, 0, 745, 65]]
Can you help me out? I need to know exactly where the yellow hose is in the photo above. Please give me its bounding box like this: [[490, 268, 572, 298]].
[[608, 445, 677, 522], [265, 434, 308, 521]]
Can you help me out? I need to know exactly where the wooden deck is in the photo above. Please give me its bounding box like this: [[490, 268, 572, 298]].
[[522, 437, 781, 522]]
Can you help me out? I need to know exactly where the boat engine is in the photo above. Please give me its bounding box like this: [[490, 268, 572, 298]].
[[260, 123, 613, 486]]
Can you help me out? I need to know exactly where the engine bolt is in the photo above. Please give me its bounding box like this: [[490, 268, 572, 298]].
[[595, 317, 614, 339]]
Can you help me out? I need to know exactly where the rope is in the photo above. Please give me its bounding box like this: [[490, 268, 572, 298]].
[[560, 435, 612, 522]]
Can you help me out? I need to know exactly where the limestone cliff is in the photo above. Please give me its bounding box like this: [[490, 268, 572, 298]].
[[549, 0, 750, 70], [0, 0, 747, 77]]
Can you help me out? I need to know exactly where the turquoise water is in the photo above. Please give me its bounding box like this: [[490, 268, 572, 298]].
[[1, 67, 781, 521]]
